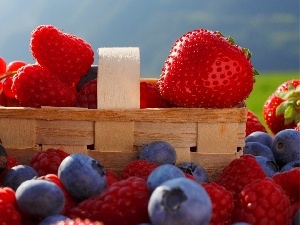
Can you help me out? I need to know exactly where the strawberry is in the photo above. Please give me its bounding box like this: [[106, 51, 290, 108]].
[[216, 154, 266, 199], [69, 176, 150, 225], [246, 110, 267, 136], [30, 25, 94, 86], [232, 178, 292, 225], [158, 28, 257, 108], [30, 148, 70, 176], [202, 182, 234, 225], [140, 80, 171, 108], [76, 78, 97, 109], [263, 79, 300, 134], [12, 64, 77, 107], [0, 57, 6, 76]]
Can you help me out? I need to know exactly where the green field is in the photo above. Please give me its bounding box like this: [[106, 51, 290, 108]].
[[245, 71, 299, 131]]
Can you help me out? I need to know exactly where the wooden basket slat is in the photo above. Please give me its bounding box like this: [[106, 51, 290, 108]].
[[36, 120, 94, 145]]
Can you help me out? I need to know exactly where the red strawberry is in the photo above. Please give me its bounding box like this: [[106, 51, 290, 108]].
[[30, 25, 94, 86], [158, 28, 256, 108], [12, 64, 77, 107], [202, 182, 234, 225], [69, 176, 150, 225], [52, 218, 104, 225], [263, 79, 300, 135], [30, 148, 70, 176], [246, 110, 267, 136], [76, 78, 97, 109], [232, 178, 292, 225], [120, 159, 159, 180], [272, 168, 300, 204], [140, 80, 171, 108], [216, 154, 266, 199], [0, 57, 6, 76]]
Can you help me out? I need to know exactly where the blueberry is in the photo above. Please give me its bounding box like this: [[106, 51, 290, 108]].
[[280, 159, 300, 172], [2, 165, 38, 190], [16, 179, 65, 219], [176, 162, 209, 183], [139, 141, 177, 165], [148, 177, 212, 225], [243, 142, 276, 162], [76, 65, 98, 91], [39, 214, 69, 225], [255, 156, 278, 177], [147, 164, 185, 193], [245, 131, 273, 148], [271, 129, 300, 168], [58, 153, 106, 202], [294, 209, 300, 225]]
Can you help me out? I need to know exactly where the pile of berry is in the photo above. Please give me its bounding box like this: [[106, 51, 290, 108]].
[[0, 25, 299, 225], [0, 129, 299, 225]]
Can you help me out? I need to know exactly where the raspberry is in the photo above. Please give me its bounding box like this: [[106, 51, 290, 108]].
[[39, 174, 76, 216], [0, 199, 21, 225], [0, 187, 16, 206], [246, 110, 267, 136], [0, 154, 20, 183], [30, 148, 70, 176], [69, 176, 150, 225], [140, 80, 171, 108], [216, 154, 266, 198], [53, 218, 104, 225], [232, 178, 292, 225], [105, 169, 120, 187], [120, 159, 159, 180], [30, 25, 94, 86], [202, 182, 234, 225], [76, 79, 97, 109], [273, 168, 300, 204], [12, 64, 77, 107]]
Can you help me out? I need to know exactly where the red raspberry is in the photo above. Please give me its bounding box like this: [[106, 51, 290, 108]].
[[273, 168, 300, 204], [30, 25, 94, 86], [39, 174, 76, 216], [30, 148, 70, 176], [202, 182, 234, 225], [106, 169, 120, 187], [232, 178, 292, 225], [0, 154, 19, 183], [53, 218, 104, 225], [12, 64, 77, 107], [0, 199, 21, 225], [216, 154, 266, 198], [140, 80, 171, 108], [0, 187, 16, 206], [120, 159, 159, 180], [76, 79, 97, 109], [69, 176, 150, 225], [246, 110, 267, 136]]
